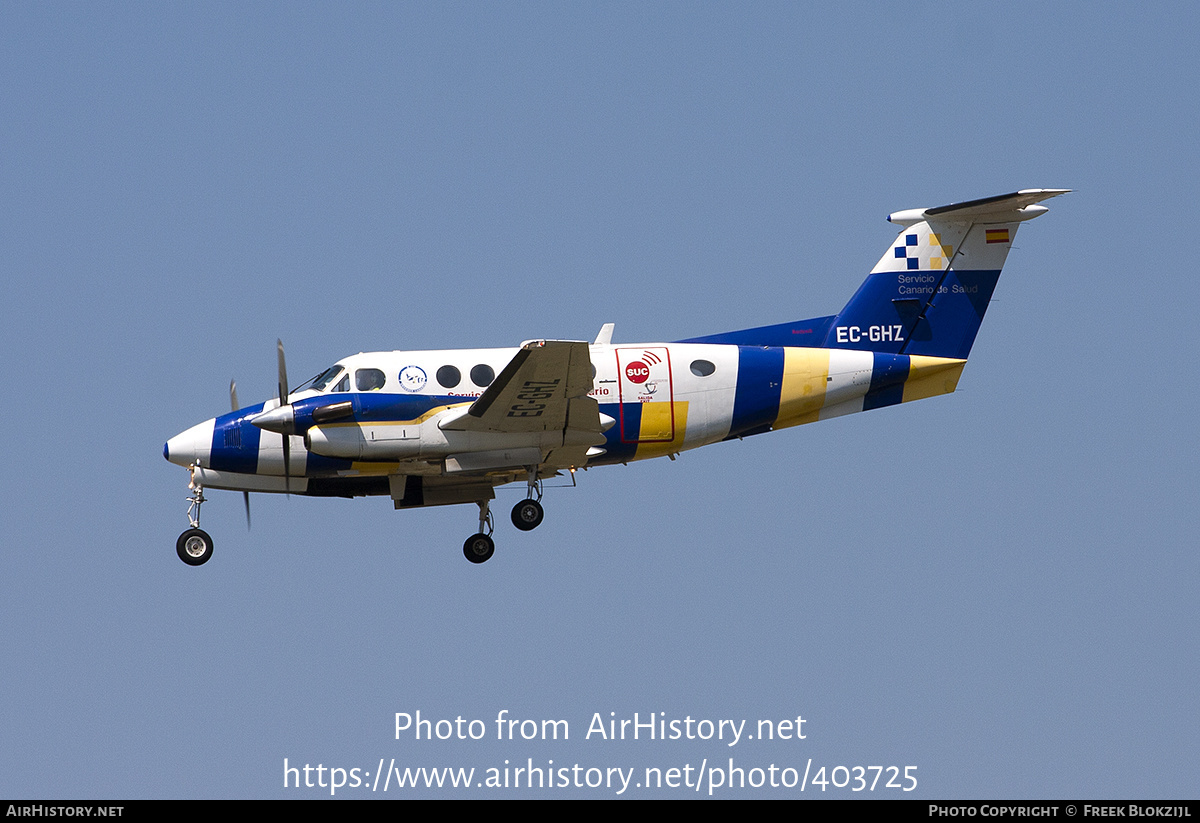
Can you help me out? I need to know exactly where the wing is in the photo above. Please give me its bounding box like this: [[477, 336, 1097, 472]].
[[440, 340, 600, 435]]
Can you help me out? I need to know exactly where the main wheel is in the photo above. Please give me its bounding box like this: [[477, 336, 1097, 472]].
[[511, 499, 544, 531], [463, 533, 495, 564], [176, 528, 214, 566]]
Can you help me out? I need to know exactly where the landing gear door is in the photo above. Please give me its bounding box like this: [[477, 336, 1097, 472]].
[[615, 347, 675, 443]]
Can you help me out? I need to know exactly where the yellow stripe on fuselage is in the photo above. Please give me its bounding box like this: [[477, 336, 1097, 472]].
[[633, 400, 689, 460], [776, 348, 831, 429]]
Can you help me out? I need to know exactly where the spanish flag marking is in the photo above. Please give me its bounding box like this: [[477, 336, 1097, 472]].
[[985, 229, 1010, 244]]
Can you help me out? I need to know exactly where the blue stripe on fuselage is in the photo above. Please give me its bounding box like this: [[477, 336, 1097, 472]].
[[345, 393, 460, 422], [863, 352, 910, 411], [729, 346, 784, 437], [599, 402, 640, 463]]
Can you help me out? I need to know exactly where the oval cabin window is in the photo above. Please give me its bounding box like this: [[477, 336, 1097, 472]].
[[470, 364, 495, 387]]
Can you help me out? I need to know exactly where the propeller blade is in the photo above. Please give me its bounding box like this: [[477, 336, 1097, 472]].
[[233, 378, 252, 527], [282, 432, 291, 494], [277, 339, 291, 493], [277, 339, 289, 406]]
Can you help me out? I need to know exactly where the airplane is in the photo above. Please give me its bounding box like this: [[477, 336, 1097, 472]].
[[164, 188, 1067, 566]]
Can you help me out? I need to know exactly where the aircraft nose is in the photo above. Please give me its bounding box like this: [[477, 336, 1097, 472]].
[[164, 418, 215, 467]]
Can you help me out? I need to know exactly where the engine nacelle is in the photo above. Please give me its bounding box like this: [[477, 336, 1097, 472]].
[[305, 410, 568, 462]]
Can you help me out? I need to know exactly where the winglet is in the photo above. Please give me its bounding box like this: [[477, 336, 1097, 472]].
[[594, 323, 614, 346]]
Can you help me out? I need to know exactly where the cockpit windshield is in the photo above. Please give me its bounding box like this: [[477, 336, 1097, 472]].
[[292, 365, 345, 394]]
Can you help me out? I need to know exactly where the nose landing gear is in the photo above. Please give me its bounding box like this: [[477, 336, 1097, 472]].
[[176, 463, 214, 566]]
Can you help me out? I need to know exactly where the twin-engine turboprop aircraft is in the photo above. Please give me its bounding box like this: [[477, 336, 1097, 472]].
[[164, 189, 1067, 565]]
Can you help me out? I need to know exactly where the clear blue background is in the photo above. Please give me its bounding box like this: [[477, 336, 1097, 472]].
[[2, 2, 1195, 798]]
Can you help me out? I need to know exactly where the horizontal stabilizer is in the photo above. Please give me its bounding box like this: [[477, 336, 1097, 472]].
[[888, 189, 1070, 227]]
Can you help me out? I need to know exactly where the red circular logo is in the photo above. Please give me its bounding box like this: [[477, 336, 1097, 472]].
[[625, 361, 650, 384]]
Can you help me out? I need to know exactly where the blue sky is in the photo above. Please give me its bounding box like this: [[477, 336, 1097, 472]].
[[2, 2, 1196, 798]]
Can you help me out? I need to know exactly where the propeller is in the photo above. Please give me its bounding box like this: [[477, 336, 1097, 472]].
[[231, 379, 252, 529], [277, 339, 291, 493]]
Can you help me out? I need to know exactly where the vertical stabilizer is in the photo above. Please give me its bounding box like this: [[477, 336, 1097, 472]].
[[823, 189, 1068, 359]]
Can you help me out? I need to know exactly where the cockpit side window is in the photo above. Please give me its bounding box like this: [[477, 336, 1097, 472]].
[[332, 373, 351, 392], [355, 368, 386, 391], [295, 366, 345, 393]]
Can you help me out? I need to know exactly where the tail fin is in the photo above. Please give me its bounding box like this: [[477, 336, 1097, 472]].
[[824, 189, 1068, 359]]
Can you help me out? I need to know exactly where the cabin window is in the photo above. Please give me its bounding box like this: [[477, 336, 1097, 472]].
[[470, 364, 495, 387], [690, 359, 716, 377], [437, 365, 462, 388], [356, 368, 386, 391]]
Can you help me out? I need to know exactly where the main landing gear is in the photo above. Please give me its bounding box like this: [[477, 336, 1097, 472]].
[[176, 463, 214, 566], [463, 500, 496, 564], [463, 470, 546, 564], [511, 470, 545, 531]]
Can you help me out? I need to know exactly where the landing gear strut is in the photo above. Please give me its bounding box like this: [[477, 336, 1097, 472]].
[[463, 500, 495, 564], [177, 463, 214, 566]]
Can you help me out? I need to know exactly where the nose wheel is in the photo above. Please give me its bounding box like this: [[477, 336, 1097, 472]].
[[177, 528, 214, 566]]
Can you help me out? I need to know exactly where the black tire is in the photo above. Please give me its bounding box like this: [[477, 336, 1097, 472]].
[[463, 533, 495, 564], [511, 499, 544, 531], [176, 528, 214, 566]]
